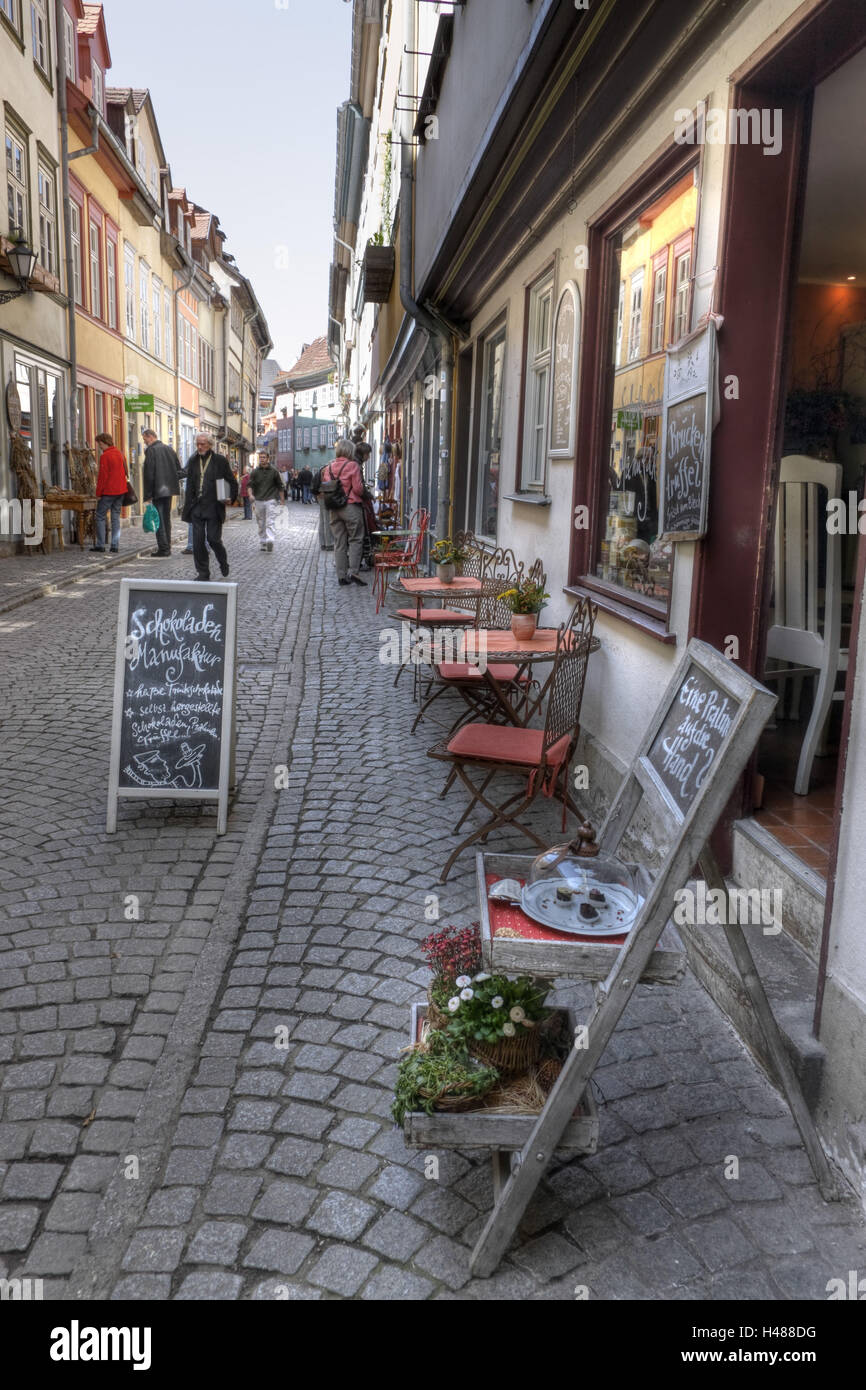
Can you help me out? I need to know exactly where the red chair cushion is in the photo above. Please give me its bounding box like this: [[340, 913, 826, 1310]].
[[446, 723, 571, 767], [438, 662, 521, 682], [395, 607, 472, 624]]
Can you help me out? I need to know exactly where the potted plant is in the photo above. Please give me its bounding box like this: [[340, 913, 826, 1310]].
[[431, 970, 550, 1075], [391, 1028, 499, 1126], [422, 923, 483, 1026], [431, 537, 467, 584], [498, 578, 549, 640]]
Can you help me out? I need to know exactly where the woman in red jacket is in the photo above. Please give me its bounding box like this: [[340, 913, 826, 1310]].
[[92, 432, 129, 553]]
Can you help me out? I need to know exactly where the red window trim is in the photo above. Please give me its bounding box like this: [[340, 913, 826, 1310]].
[[568, 138, 703, 627]]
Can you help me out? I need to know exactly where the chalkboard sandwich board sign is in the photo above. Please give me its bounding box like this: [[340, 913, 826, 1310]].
[[107, 579, 238, 835], [659, 321, 716, 542]]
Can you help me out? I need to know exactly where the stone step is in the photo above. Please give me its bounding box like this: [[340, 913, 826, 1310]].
[[732, 816, 827, 961], [678, 871, 825, 1110]]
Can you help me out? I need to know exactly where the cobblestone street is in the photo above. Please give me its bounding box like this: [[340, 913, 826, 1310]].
[[1, 504, 866, 1302]]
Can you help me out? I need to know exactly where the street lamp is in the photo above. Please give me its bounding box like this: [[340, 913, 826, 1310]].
[[0, 237, 38, 305]]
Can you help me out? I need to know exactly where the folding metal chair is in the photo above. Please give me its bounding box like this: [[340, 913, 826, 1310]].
[[428, 611, 596, 881], [373, 508, 428, 613]]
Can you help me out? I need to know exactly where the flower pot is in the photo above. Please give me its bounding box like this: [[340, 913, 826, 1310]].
[[510, 613, 538, 641], [467, 1026, 542, 1077], [436, 561, 456, 585]]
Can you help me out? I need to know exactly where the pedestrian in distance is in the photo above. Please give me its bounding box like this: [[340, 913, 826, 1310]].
[[182, 432, 238, 582], [290, 467, 301, 503], [141, 428, 183, 557], [298, 463, 314, 504], [92, 433, 129, 554], [240, 466, 253, 521], [321, 438, 367, 586], [248, 453, 286, 552]]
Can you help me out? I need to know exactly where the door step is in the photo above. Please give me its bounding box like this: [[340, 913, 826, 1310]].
[[678, 875, 825, 1110], [732, 816, 826, 961]]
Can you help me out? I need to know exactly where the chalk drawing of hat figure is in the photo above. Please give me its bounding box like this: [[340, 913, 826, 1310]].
[[172, 742, 207, 789]]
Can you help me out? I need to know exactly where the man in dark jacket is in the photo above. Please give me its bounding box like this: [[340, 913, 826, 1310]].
[[248, 454, 286, 552], [141, 429, 182, 557], [298, 464, 314, 504], [182, 433, 238, 581]]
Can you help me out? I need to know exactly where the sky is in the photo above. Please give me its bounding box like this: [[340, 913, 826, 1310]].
[[103, 0, 353, 371]]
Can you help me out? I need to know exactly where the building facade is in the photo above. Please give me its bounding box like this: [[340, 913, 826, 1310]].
[[332, 0, 866, 1204]]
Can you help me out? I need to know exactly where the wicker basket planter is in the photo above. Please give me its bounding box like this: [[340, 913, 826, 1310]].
[[466, 1025, 542, 1077], [362, 243, 395, 303]]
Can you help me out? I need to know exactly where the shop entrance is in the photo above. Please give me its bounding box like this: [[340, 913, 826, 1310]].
[[754, 44, 866, 881], [692, 0, 866, 885]]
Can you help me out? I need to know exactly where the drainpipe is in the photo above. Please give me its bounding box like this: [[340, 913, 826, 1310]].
[[54, 0, 79, 452], [400, 0, 452, 546]]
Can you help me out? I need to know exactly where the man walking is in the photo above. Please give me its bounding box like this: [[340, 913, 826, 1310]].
[[141, 429, 182, 557], [248, 453, 286, 552], [298, 463, 313, 504], [182, 432, 238, 581]]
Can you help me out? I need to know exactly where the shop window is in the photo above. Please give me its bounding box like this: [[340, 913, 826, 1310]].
[[520, 270, 553, 489], [574, 164, 698, 615]]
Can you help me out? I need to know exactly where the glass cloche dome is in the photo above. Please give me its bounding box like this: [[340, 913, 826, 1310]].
[[523, 835, 641, 936]]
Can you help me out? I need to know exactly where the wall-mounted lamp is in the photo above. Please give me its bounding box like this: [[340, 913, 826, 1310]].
[[0, 237, 38, 305]]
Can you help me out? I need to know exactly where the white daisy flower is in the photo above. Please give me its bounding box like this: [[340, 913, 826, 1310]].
[[447, 997, 461, 1013], [460, 987, 474, 1001], [491, 996, 504, 1009], [509, 1006, 526, 1023], [502, 1021, 516, 1037], [455, 975, 472, 988]]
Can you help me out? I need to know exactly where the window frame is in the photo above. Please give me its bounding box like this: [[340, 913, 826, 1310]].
[[152, 277, 162, 358], [671, 231, 694, 345], [163, 288, 172, 368], [62, 7, 75, 81], [105, 231, 118, 330], [91, 60, 104, 117], [30, 0, 49, 77], [518, 267, 554, 492], [567, 143, 703, 639], [0, 0, 21, 39], [139, 261, 150, 351], [36, 159, 56, 276], [650, 248, 668, 356], [88, 216, 102, 320], [473, 320, 507, 542], [5, 117, 29, 241], [124, 244, 136, 339], [627, 267, 644, 363], [69, 195, 83, 306]]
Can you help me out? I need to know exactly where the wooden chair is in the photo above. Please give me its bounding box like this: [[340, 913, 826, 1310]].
[[428, 610, 596, 881], [762, 455, 847, 795]]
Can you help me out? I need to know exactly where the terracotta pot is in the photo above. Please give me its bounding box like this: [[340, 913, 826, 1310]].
[[511, 613, 538, 641], [436, 561, 456, 584]]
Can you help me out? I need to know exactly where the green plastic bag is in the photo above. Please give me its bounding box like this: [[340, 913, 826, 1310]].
[[143, 503, 160, 534]]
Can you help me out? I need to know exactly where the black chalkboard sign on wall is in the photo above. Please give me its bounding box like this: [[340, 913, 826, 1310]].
[[645, 662, 742, 819], [107, 580, 238, 835], [659, 321, 716, 542]]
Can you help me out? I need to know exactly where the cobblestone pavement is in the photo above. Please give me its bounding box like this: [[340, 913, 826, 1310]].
[[1, 504, 865, 1301]]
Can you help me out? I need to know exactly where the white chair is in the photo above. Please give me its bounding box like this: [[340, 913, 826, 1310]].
[[763, 455, 847, 795]]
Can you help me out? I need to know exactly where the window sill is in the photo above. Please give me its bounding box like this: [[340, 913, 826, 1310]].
[[504, 492, 552, 506], [564, 581, 676, 644], [0, 12, 24, 52]]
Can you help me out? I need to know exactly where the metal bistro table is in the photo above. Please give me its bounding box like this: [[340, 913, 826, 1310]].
[[473, 627, 601, 727]]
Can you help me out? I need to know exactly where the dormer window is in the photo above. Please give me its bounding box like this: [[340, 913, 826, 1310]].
[[62, 9, 76, 81]]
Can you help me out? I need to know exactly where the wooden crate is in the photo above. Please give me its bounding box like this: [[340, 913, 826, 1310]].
[[477, 851, 685, 983], [402, 1002, 599, 1155]]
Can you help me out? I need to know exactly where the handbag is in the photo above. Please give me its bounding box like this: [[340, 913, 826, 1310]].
[[320, 461, 349, 511], [122, 477, 137, 507]]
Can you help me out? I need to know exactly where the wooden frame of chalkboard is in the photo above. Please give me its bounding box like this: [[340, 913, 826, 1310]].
[[548, 280, 581, 460], [106, 579, 238, 836], [658, 320, 716, 542]]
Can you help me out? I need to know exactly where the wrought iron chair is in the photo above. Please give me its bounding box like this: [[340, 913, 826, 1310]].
[[373, 507, 428, 612], [428, 603, 597, 881]]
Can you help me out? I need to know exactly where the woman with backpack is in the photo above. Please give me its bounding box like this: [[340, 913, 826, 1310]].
[[320, 439, 367, 586]]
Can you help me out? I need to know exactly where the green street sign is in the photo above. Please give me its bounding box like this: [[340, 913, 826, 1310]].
[[124, 394, 155, 413]]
